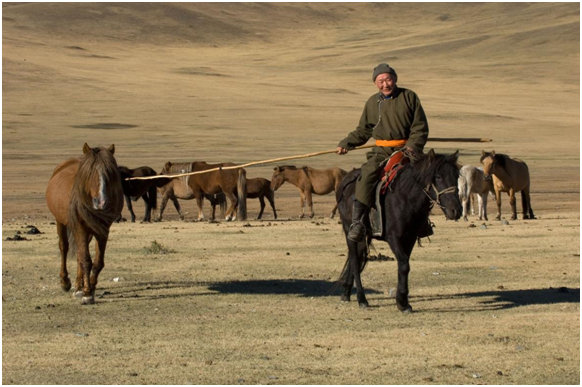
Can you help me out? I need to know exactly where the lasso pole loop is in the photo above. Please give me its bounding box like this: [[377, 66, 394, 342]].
[[126, 137, 492, 181]]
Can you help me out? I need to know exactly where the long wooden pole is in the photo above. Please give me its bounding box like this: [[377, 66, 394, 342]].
[[126, 137, 492, 181]]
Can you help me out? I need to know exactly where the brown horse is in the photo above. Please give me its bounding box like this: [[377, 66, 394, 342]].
[[46, 144, 123, 305], [481, 150, 535, 220], [158, 161, 247, 221], [247, 177, 277, 219], [270, 165, 347, 218], [118, 166, 160, 222]]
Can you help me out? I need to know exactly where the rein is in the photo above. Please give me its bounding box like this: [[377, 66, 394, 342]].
[[423, 184, 457, 210]]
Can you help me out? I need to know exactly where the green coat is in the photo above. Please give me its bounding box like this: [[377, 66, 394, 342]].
[[338, 87, 429, 206], [338, 87, 429, 153]]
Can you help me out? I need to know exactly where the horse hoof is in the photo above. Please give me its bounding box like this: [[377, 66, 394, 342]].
[[81, 296, 95, 305], [73, 290, 84, 298], [398, 305, 413, 313], [60, 278, 72, 292], [358, 302, 369, 309], [340, 295, 350, 302]]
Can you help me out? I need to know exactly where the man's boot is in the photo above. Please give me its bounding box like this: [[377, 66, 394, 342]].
[[347, 200, 369, 242]]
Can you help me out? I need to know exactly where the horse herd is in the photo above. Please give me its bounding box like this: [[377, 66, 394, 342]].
[[45, 144, 534, 309]]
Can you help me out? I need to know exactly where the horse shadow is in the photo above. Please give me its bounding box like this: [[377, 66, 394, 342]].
[[410, 287, 580, 312], [207, 279, 382, 298], [101, 279, 382, 301]]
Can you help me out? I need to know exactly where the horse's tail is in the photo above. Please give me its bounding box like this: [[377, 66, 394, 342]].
[[337, 240, 369, 290], [149, 183, 158, 210], [237, 169, 247, 221]]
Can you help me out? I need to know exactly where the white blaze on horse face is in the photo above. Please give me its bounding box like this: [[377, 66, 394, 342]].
[[93, 173, 107, 210]]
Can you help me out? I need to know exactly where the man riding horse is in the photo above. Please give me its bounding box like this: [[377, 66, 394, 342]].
[[336, 63, 430, 242]]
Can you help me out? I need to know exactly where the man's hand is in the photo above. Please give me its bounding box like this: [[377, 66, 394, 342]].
[[336, 146, 348, 155]]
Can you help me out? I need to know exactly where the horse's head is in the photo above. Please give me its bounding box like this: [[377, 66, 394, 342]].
[[161, 161, 173, 176], [270, 166, 287, 191], [80, 143, 120, 211], [480, 150, 496, 181], [425, 149, 462, 221]]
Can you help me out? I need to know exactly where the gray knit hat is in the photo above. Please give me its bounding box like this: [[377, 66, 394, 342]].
[[372, 63, 397, 82]]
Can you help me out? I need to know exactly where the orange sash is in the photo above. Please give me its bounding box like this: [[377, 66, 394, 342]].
[[375, 139, 407, 148]]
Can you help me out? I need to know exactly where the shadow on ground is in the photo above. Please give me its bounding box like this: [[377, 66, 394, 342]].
[[101, 279, 382, 301], [207, 279, 382, 297], [410, 287, 580, 312]]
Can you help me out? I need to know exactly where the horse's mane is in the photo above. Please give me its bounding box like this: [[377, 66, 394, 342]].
[[398, 152, 457, 191], [480, 152, 507, 168], [69, 146, 121, 239], [277, 165, 299, 170], [166, 162, 193, 174]]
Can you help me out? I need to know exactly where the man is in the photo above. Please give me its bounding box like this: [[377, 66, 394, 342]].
[[337, 63, 429, 242]]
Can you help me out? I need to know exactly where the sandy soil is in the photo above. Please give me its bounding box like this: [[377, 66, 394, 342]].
[[2, 3, 580, 384]]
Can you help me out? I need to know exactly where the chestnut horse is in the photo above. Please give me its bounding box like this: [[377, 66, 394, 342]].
[[46, 144, 123, 305], [270, 165, 347, 218], [247, 177, 277, 219], [118, 166, 159, 222], [158, 161, 247, 221], [480, 150, 535, 220]]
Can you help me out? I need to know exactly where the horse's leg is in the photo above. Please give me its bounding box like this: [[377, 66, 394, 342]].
[[89, 233, 109, 303], [171, 197, 185, 221], [387, 235, 414, 313], [522, 187, 535, 219], [257, 196, 265, 220], [494, 188, 502, 220], [305, 191, 315, 219], [348, 239, 369, 308], [461, 195, 469, 221], [156, 192, 170, 221], [142, 194, 151, 222], [73, 229, 94, 305], [267, 190, 277, 220], [57, 222, 71, 292], [125, 195, 136, 223], [298, 191, 306, 219], [209, 196, 217, 220], [478, 193, 488, 221], [509, 189, 517, 220], [224, 191, 238, 222], [195, 194, 205, 221]]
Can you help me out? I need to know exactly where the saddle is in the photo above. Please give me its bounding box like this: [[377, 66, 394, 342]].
[[369, 151, 433, 240], [369, 151, 408, 236]]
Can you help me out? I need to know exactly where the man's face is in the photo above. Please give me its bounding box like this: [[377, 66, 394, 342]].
[[375, 73, 397, 96]]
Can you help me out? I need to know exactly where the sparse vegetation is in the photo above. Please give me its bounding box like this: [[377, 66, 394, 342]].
[[143, 240, 175, 255]]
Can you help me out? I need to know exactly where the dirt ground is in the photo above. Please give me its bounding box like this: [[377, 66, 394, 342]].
[[2, 3, 580, 385]]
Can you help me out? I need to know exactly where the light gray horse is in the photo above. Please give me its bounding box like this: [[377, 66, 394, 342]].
[[458, 165, 495, 221]]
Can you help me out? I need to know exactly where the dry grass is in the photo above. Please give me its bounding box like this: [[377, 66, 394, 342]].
[[2, 3, 580, 385]]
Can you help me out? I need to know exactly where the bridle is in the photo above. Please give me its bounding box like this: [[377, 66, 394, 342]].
[[423, 183, 457, 210]]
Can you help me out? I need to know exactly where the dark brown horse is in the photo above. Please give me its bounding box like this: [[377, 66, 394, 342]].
[[118, 166, 159, 222], [247, 177, 277, 219], [46, 144, 123, 305], [270, 165, 347, 218], [158, 161, 247, 221]]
